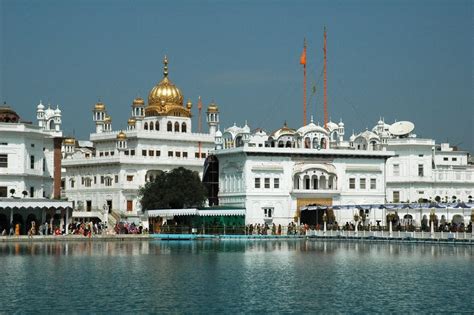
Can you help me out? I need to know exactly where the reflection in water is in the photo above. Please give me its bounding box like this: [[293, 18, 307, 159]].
[[0, 240, 472, 313]]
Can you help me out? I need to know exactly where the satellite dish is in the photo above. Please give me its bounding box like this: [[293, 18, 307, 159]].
[[389, 121, 414, 136]]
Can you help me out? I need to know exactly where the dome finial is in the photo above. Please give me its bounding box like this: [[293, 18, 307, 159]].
[[163, 55, 169, 77], [310, 115, 314, 123]]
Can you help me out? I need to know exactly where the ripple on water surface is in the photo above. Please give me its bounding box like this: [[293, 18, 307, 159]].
[[0, 240, 472, 313]]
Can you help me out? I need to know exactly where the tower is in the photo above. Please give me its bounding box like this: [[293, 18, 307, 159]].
[[131, 97, 145, 119], [62, 137, 76, 158], [53, 105, 62, 131], [338, 120, 345, 143], [207, 101, 219, 136], [92, 101, 106, 133], [36, 101, 45, 128], [116, 131, 127, 150], [215, 128, 223, 150]]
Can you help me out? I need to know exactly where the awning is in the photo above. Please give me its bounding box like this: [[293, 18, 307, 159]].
[[197, 209, 246, 216], [148, 209, 198, 217], [147, 208, 246, 217], [0, 199, 73, 210]]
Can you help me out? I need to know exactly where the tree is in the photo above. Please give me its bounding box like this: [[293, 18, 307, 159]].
[[139, 167, 207, 211]]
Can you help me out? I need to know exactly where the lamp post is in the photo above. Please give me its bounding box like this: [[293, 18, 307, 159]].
[[430, 209, 435, 239], [354, 213, 359, 236], [323, 211, 327, 236]]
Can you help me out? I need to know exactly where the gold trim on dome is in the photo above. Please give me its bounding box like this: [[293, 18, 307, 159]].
[[94, 101, 105, 111], [63, 138, 76, 145], [145, 56, 191, 118], [207, 101, 219, 113], [128, 118, 136, 125], [132, 97, 145, 107], [104, 115, 112, 122], [116, 131, 127, 140]]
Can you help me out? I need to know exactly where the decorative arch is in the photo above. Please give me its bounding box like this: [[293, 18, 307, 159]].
[[174, 122, 180, 132], [167, 121, 172, 132], [150, 121, 154, 130], [181, 122, 187, 133], [156, 121, 160, 131], [144, 122, 148, 130]]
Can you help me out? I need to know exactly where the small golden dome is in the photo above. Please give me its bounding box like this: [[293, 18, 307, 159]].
[[127, 118, 136, 125], [132, 97, 145, 107], [186, 99, 192, 110], [94, 101, 105, 111], [116, 131, 127, 140], [104, 115, 112, 123], [207, 101, 219, 113], [63, 137, 76, 145]]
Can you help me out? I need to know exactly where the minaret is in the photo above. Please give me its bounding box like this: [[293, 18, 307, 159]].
[[338, 120, 345, 143], [62, 137, 76, 158], [116, 131, 127, 151], [53, 105, 62, 132], [36, 101, 45, 128], [207, 101, 219, 136], [92, 101, 106, 133], [131, 97, 145, 119]]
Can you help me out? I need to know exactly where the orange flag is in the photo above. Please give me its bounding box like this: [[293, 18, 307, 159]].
[[300, 47, 306, 65]]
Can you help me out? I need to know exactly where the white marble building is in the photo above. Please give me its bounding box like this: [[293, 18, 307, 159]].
[[0, 102, 72, 234], [212, 118, 473, 227], [0, 102, 63, 199], [212, 119, 394, 226], [62, 57, 220, 220]]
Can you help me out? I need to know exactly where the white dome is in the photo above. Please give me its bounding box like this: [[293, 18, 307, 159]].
[[215, 129, 222, 137], [54, 106, 61, 115], [338, 121, 344, 127], [37, 101, 45, 111]]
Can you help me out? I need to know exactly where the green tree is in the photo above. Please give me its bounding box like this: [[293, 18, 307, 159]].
[[139, 167, 207, 210]]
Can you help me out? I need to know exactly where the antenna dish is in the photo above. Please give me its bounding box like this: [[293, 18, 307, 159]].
[[389, 121, 414, 136]]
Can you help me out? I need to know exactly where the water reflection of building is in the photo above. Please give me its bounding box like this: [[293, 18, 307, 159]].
[[0, 102, 72, 234]]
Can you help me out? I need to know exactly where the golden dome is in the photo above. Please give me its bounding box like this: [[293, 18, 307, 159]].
[[94, 101, 105, 111], [104, 115, 112, 123], [186, 99, 192, 110], [127, 118, 136, 125], [145, 56, 190, 118], [63, 137, 76, 145], [132, 97, 145, 107], [207, 101, 219, 113], [116, 131, 127, 140]]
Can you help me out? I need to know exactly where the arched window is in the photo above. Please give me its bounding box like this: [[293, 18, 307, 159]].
[[304, 137, 311, 148], [304, 175, 310, 190], [320, 138, 326, 149], [286, 141, 292, 148], [294, 177, 300, 189], [371, 141, 377, 150], [320, 176, 327, 189], [278, 141, 284, 148], [312, 138, 319, 149], [181, 122, 187, 133], [144, 122, 148, 130], [150, 122, 154, 130], [167, 121, 172, 132], [312, 176, 318, 190], [174, 122, 179, 132], [156, 121, 160, 131]]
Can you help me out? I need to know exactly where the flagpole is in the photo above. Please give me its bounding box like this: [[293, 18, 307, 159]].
[[303, 38, 307, 126], [324, 27, 328, 129], [198, 96, 202, 156]]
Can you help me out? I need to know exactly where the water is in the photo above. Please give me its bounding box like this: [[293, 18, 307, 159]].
[[0, 240, 472, 313]]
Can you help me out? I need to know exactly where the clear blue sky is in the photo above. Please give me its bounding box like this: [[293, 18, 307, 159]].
[[1, 0, 472, 151]]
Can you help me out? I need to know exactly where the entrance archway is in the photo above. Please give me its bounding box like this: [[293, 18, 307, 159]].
[[0, 214, 9, 234]]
